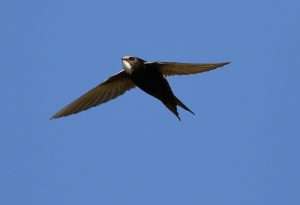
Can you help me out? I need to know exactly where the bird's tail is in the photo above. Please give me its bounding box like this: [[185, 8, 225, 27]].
[[175, 97, 195, 115], [162, 97, 195, 121], [163, 102, 181, 121]]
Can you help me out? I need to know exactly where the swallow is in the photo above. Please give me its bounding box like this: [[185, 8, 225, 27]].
[[51, 56, 229, 120]]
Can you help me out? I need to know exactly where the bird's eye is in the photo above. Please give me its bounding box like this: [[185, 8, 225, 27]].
[[128, 57, 135, 61]]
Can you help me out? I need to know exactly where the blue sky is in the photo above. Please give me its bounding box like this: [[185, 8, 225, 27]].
[[0, 0, 299, 204]]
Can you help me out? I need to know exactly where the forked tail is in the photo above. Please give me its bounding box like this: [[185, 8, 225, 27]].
[[163, 102, 181, 121], [162, 97, 195, 121], [176, 97, 195, 115]]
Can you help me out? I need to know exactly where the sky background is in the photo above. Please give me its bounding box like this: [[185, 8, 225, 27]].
[[0, 0, 299, 204]]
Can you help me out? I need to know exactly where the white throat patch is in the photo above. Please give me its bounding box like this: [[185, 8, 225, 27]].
[[122, 60, 133, 74]]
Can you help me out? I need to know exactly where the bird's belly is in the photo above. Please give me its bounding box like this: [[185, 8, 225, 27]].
[[131, 72, 175, 101]]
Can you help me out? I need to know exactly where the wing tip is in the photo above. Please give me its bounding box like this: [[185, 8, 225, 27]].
[[50, 113, 60, 120], [221, 61, 230, 66], [215, 61, 230, 69], [50, 110, 70, 120]]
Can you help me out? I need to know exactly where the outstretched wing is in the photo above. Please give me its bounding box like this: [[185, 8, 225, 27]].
[[149, 61, 230, 77], [51, 71, 135, 119]]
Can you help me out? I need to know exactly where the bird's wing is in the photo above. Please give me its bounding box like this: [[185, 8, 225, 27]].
[[148, 61, 230, 77], [51, 71, 135, 119]]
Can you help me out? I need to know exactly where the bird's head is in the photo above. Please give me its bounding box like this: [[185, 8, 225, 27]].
[[122, 56, 145, 74]]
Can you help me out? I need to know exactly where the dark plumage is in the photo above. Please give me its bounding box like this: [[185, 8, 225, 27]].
[[51, 56, 229, 120]]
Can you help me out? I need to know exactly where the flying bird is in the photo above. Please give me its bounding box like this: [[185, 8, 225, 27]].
[[51, 56, 229, 120]]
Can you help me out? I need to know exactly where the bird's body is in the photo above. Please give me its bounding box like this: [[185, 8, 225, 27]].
[[51, 56, 229, 120], [128, 60, 193, 120]]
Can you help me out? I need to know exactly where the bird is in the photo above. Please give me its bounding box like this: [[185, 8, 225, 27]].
[[51, 56, 229, 120]]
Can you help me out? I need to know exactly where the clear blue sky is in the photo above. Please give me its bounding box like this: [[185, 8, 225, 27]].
[[0, 0, 299, 204]]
